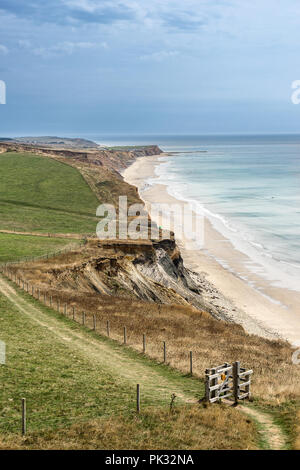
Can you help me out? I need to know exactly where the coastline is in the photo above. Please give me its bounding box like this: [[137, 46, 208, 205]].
[[123, 154, 300, 346]]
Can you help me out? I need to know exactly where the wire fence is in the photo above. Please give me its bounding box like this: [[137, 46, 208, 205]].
[[0, 393, 141, 435], [1, 265, 198, 376], [0, 265, 204, 436], [0, 257, 251, 436], [0, 239, 85, 267]]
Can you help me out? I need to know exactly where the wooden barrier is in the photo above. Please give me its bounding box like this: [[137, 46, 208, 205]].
[[136, 384, 140, 413], [205, 361, 252, 403]]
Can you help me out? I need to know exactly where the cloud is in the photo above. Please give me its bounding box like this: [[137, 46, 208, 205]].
[[62, 0, 97, 12], [140, 50, 179, 62], [0, 0, 135, 25], [18, 39, 31, 49], [33, 41, 107, 57], [162, 11, 207, 31], [0, 0, 227, 35], [0, 45, 8, 54]]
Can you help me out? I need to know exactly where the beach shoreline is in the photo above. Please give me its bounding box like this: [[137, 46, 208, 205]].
[[123, 154, 300, 347]]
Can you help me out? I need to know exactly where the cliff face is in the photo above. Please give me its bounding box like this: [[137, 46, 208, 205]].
[[3, 136, 99, 149], [1, 138, 211, 314], [0, 141, 162, 173], [16, 238, 206, 309]]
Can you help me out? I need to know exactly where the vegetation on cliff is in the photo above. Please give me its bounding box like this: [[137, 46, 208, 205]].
[[0, 139, 298, 449], [0, 152, 99, 234]]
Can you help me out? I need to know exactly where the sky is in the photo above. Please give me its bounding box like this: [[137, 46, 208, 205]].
[[1, 0, 300, 136]]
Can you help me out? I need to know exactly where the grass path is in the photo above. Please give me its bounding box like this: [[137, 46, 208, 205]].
[[0, 273, 287, 449], [237, 405, 286, 450], [0, 275, 201, 413]]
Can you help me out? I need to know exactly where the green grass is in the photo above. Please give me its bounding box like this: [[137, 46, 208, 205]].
[[254, 401, 299, 450], [0, 233, 80, 263], [0, 279, 259, 450], [0, 405, 258, 450], [0, 292, 144, 433], [0, 283, 203, 435], [0, 152, 100, 234]]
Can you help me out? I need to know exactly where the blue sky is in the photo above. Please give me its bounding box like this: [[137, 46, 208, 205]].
[[0, 0, 300, 136]]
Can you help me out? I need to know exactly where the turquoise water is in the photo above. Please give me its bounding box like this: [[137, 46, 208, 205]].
[[95, 134, 300, 291]]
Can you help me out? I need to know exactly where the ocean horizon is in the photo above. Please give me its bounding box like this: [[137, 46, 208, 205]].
[[93, 133, 300, 294]]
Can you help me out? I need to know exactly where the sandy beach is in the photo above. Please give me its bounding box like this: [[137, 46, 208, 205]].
[[123, 155, 300, 347]]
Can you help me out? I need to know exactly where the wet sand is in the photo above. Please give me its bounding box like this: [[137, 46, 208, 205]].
[[123, 155, 300, 347]]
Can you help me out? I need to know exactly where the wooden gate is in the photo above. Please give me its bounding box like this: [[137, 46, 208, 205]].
[[205, 361, 252, 404]]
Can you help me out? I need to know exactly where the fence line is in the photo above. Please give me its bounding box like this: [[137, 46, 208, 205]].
[[0, 265, 253, 407], [1, 265, 200, 380], [0, 240, 85, 268], [0, 384, 144, 437]]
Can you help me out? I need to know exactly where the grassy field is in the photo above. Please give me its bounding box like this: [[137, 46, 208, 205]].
[[0, 282, 258, 449], [0, 406, 257, 450], [11, 247, 299, 448], [0, 233, 80, 263], [0, 148, 296, 449], [16, 249, 300, 404], [0, 152, 100, 234]]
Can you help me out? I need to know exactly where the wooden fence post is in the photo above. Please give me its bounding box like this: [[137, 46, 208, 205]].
[[107, 320, 110, 337], [50, 296, 52, 307], [233, 361, 240, 405], [190, 351, 193, 375], [136, 384, 140, 413], [211, 368, 217, 402], [245, 371, 251, 400], [72, 306, 75, 321], [93, 314, 96, 331], [64, 304, 67, 316], [143, 334, 146, 354], [123, 326, 127, 345], [22, 398, 26, 436], [32, 286, 34, 296], [163, 341, 166, 363], [44, 293, 46, 304], [205, 368, 210, 402]]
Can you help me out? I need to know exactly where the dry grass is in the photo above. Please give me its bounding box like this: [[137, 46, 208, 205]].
[[0, 405, 257, 450], [11, 253, 300, 405]]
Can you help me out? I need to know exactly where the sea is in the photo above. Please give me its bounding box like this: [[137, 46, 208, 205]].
[[88, 134, 300, 293]]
